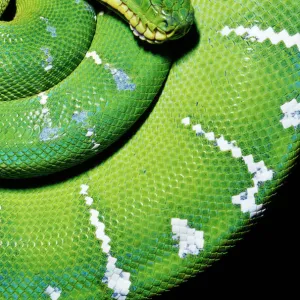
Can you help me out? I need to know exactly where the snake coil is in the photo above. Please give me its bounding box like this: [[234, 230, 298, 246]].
[[0, 0, 299, 299]]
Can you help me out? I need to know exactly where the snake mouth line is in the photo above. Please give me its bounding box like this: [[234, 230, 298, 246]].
[[102, 0, 173, 43]]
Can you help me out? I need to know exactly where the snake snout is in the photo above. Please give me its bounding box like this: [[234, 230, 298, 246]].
[[108, 0, 194, 43], [156, 7, 194, 40]]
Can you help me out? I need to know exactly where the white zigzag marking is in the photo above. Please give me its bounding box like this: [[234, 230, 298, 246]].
[[80, 185, 131, 300], [280, 99, 300, 129], [182, 118, 274, 217], [220, 26, 300, 50], [171, 218, 204, 258]]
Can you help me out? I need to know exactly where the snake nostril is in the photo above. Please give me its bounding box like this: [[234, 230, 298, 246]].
[[158, 19, 169, 31]]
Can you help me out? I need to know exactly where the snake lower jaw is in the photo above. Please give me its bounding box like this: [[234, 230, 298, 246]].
[[129, 24, 166, 44]]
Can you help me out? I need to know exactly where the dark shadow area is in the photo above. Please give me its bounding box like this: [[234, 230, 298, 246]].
[[155, 160, 299, 299], [0, 0, 16, 21], [169, 23, 200, 62]]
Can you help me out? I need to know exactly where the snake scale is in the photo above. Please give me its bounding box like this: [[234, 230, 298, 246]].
[[0, 0, 299, 298]]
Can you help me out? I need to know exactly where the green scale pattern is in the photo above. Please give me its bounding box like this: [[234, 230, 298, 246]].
[[0, 0, 299, 299], [0, 0, 96, 101], [0, 0, 171, 178]]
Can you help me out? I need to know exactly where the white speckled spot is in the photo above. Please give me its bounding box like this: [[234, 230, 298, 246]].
[[91, 141, 101, 150], [171, 218, 204, 258], [86, 128, 94, 137], [105, 64, 136, 91], [86, 51, 102, 65], [41, 47, 53, 71], [46, 26, 57, 37], [181, 117, 190, 126], [40, 17, 57, 38], [85, 196, 93, 206], [40, 127, 59, 141], [38, 92, 48, 105], [280, 98, 300, 128], [44, 286, 61, 300], [72, 111, 88, 124], [44, 65, 52, 71]]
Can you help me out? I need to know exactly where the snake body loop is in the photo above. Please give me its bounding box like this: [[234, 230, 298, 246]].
[[0, 0, 299, 299], [0, 0, 175, 178]]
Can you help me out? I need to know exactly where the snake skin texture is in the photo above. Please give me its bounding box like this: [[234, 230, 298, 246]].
[[0, 0, 171, 178], [0, 0, 299, 299]]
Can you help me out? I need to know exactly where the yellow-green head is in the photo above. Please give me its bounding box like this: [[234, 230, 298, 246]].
[[101, 0, 194, 43]]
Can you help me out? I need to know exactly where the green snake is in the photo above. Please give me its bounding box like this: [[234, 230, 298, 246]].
[[0, 0, 299, 298]]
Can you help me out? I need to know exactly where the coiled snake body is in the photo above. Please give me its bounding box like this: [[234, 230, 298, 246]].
[[0, 0, 299, 299]]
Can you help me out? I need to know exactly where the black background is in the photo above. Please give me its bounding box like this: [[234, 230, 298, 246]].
[[155, 161, 298, 299]]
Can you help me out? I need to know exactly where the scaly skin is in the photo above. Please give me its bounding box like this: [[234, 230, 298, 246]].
[[0, 0, 193, 178], [0, 0, 299, 299], [0, 0, 173, 178]]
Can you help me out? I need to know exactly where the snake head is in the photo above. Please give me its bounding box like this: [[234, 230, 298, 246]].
[[147, 0, 195, 42], [102, 0, 194, 43]]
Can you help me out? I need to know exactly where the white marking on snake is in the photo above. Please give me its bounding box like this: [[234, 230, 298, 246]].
[[92, 140, 101, 150], [220, 26, 300, 50], [40, 17, 57, 38], [105, 64, 136, 91], [37, 92, 60, 141], [86, 51, 102, 65], [181, 117, 190, 126], [85, 196, 93, 206], [72, 111, 88, 124], [44, 65, 52, 71], [40, 127, 60, 141], [38, 92, 48, 105], [171, 218, 204, 258], [44, 286, 61, 300], [80, 185, 131, 299], [280, 99, 300, 128], [41, 47, 53, 71], [183, 118, 273, 216], [71, 112, 98, 145], [80, 184, 89, 195], [86, 128, 94, 137]]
